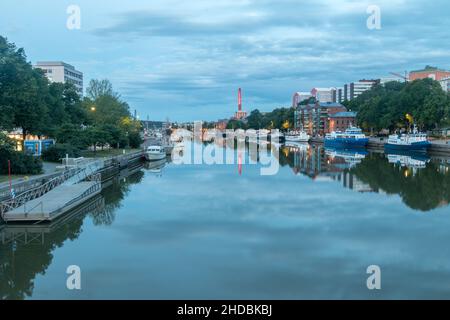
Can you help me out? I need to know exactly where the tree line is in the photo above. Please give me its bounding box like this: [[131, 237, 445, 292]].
[[224, 108, 295, 130], [0, 36, 142, 171], [344, 79, 450, 133]]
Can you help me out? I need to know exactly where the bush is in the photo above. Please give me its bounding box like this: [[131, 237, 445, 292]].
[[0, 146, 43, 175], [128, 131, 143, 149], [42, 144, 81, 162]]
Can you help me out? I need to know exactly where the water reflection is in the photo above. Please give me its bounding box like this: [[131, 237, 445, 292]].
[[0, 167, 146, 300], [1, 143, 450, 300], [280, 145, 450, 211]]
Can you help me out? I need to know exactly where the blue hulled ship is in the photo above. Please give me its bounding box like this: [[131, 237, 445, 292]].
[[324, 126, 369, 148], [384, 126, 431, 153]]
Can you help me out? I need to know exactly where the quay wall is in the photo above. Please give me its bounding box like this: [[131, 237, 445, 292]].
[[310, 137, 450, 156]]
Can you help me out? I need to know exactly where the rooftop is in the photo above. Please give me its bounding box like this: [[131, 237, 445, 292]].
[[330, 111, 357, 118], [298, 102, 346, 109], [35, 61, 78, 71], [318, 102, 345, 108], [410, 65, 450, 73]]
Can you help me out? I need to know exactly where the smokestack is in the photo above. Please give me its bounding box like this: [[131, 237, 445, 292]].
[[238, 88, 242, 111]]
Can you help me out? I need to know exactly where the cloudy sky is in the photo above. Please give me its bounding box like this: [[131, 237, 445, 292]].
[[1, 0, 450, 121]]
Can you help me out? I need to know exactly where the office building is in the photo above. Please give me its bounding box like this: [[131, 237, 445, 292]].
[[34, 61, 83, 95], [311, 88, 337, 103]]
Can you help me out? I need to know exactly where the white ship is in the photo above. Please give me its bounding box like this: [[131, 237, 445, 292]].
[[145, 145, 166, 161], [285, 130, 310, 142]]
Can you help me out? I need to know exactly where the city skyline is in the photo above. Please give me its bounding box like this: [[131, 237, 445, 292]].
[[2, 0, 450, 121]]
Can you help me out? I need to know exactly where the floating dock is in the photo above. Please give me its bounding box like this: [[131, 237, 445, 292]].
[[0, 151, 146, 223], [2, 181, 101, 222]]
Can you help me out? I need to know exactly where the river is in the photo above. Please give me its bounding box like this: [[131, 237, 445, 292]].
[[1, 141, 450, 299]]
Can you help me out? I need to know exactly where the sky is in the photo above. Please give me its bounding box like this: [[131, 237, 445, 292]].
[[1, 0, 450, 121]]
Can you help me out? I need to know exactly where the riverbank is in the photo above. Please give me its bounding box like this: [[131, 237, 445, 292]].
[[310, 136, 450, 156]]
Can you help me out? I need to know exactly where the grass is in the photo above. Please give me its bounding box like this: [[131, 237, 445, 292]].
[[0, 175, 27, 184], [81, 148, 142, 158]]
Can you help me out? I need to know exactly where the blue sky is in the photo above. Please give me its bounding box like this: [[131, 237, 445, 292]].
[[1, 0, 450, 121]]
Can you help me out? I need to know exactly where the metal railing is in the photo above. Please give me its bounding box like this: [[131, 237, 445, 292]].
[[50, 173, 102, 218], [0, 167, 82, 217], [0, 160, 105, 218]]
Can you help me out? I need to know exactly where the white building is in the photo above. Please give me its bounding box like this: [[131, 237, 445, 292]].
[[352, 80, 379, 99], [311, 87, 336, 103], [292, 92, 313, 107], [439, 77, 450, 92], [34, 61, 83, 95], [380, 77, 402, 85], [342, 79, 379, 101]]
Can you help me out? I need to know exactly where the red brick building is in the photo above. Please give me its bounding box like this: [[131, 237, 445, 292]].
[[295, 102, 347, 136], [329, 111, 358, 132], [409, 66, 450, 81]]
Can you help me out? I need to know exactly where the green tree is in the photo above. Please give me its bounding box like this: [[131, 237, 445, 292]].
[[0, 36, 49, 139], [86, 79, 120, 100], [352, 79, 450, 133], [246, 109, 264, 129]]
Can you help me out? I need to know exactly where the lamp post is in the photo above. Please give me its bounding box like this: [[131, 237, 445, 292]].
[[8, 160, 12, 193]]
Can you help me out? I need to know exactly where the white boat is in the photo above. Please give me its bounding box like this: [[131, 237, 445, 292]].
[[145, 145, 166, 161], [285, 130, 310, 142], [385, 125, 431, 153]]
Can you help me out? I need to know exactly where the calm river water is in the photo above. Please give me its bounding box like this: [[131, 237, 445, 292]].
[[1, 141, 450, 299]]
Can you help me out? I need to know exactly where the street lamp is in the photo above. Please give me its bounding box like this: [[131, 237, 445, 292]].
[[91, 106, 96, 112]]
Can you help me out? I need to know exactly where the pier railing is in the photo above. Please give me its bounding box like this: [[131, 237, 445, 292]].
[[0, 167, 81, 217], [47, 173, 102, 219], [0, 160, 105, 218]]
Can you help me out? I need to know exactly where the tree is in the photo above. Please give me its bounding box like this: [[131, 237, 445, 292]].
[[13, 68, 49, 141], [86, 79, 120, 100], [84, 127, 111, 152], [100, 123, 126, 148], [299, 97, 317, 106], [352, 79, 450, 133], [55, 123, 89, 149], [0, 36, 20, 130], [0, 36, 50, 141], [226, 120, 246, 130], [246, 109, 264, 129]]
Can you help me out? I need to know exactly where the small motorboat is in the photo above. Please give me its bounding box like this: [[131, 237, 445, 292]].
[[285, 130, 310, 142], [145, 145, 166, 161]]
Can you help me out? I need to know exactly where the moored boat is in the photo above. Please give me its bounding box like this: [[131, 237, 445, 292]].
[[384, 126, 431, 153], [324, 126, 368, 148], [285, 130, 310, 142], [145, 145, 166, 161]]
